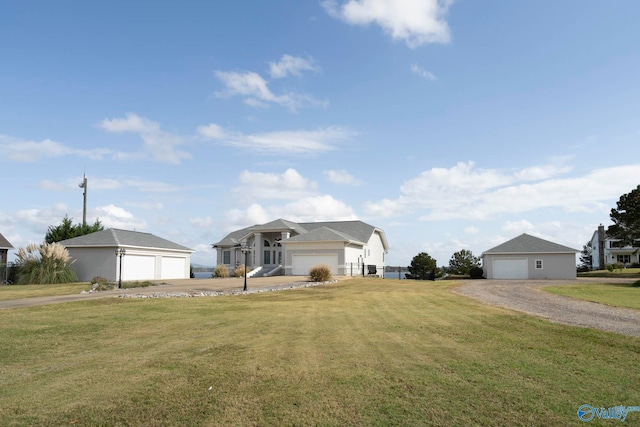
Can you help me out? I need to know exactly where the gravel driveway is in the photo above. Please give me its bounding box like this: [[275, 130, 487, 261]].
[[454, 278, 640, 337]]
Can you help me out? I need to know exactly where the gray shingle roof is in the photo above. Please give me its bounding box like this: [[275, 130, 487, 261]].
[[482, 233, 578, 255], [59, 229, 193, 252], [285, 226, 364, 244], [213, 219, 388, 250], [0, 232, 13, 249]]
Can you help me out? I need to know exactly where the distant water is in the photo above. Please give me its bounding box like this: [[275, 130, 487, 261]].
[[193, 271, 214, 279]]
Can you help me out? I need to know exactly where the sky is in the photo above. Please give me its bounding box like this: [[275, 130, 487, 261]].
[[2, 0, 640, 267]]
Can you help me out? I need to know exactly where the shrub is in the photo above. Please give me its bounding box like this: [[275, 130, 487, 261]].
[[214, 265, 230, 278], [235, 264, 247, 278], [469, 267, 484, 279], [606, 264, 615, 272], [14, 242, 77, 285], [91, 276, 109, 285], [309, 264, 332, 282], [632, 280, 640, 288]]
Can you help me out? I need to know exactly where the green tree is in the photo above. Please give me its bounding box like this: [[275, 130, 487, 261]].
[[577, 241, 593, 272], [406, 252, 438, 280], [45, 215, 104, 244], [608, 185, 640, 246], [447, 249, 481, 275]]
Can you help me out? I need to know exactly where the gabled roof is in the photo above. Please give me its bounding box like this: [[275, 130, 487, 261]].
[[0, 232, 13, 250], [213, 219, 389, 251], [59, 229, 193, 252], [482, 233, 578, 256], [252, 219, 307, 234], [285, 226, 364, 245]]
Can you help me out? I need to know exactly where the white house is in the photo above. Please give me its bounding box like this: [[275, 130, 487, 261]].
[[59, 229, 194, 282], [482, 234, 578, 280], [213, 219, 389, 277], [590, 224, 640, 269]]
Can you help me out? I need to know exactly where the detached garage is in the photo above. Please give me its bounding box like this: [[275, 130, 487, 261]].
[[59, 229, 194, 282], [482, 234, 578, 280]]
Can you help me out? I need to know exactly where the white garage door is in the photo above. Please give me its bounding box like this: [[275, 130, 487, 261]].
[[492, 258, 528, 279], [161, 257, 187, 279], [123, 255, 156, 281], [292, 254, 338, 276]]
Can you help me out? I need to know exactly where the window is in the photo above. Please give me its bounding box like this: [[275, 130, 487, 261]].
[[264, 240, 270, 247], [535, 259, 543, 269], [223, 250, 231, 264], [617, 254, 631, 264]]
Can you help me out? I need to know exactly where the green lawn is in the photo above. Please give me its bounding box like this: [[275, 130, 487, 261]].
[[0, 282, 91, 300], [1, 279, 639, 426], [578, 268, 640, 278], [544, 281, 640, 310]]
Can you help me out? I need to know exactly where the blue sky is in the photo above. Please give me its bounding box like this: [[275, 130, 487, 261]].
[[2, 0, 639, 267]]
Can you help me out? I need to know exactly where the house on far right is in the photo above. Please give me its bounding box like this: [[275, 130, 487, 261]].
[[590, 224, 640, 270], [482, 234, 579, 280]]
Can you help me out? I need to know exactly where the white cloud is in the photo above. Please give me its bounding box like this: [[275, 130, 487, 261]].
[[236, 169, 318, 200], [214, 59, 327, 112], [464, 226, 479, 234], [323, 0, 453, 48], [324, 169, 362, 185], [94, 204, 148, 230], [198, 123, 351, 155], [223, 196, 357, 233], [189, 216, 214, 229], [411, 64, 436, 81], [220, 169, 357, 233], [100, 113, 191, 164], [269, 54, 320, 79], [214, 70, 293, 108], [364, 160, 640, 222], [0, 135, 111, 162]]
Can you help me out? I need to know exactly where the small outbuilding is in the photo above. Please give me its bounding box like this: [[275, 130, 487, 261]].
[[0, 232, 13, 265], [59, 229, 194, 282], [482, 233, 578, 280]]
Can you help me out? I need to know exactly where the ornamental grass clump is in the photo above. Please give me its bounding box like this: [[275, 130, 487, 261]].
[[309, 264, 332, 282], [15, 242, 77, 285], [214, 265, 230, 278], [234, 264, 247, 278]]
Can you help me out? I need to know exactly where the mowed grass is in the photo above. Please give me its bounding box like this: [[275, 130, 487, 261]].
[[579, 268, 640, 278], [0, 282, 91, 300], [544, 281, 640, 310], [1, 279, 639, 426]]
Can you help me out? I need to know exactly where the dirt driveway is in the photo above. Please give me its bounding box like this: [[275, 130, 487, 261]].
[[0, 276, 353, 310], [454, 278, 640, 337]]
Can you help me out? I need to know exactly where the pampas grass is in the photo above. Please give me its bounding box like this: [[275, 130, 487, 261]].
[[14, 242, 77, 285]]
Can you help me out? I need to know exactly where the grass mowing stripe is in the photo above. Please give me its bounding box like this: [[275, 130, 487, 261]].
[[0, 278, 638, 426], [544, 282, 640, 310]]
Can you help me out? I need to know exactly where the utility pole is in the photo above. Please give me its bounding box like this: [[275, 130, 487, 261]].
[[79, 171, 87, 227]]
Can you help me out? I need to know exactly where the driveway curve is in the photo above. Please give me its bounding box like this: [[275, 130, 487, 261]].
[[454, 278, 640, 337]]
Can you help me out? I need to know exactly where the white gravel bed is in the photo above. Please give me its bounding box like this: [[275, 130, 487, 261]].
[[118, 280, 336, 299], [454, 279, 640, 337]]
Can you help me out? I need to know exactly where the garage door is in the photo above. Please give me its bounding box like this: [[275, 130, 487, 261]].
[[123, 255, 156, 281], [292, 254, 338, 276], [161, 257, 187, 279], [492, 258, 528, 279]]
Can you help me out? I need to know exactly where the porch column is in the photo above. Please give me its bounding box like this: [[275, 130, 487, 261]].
[[254, 233, 262, 267], [281, 231, 290, 266]]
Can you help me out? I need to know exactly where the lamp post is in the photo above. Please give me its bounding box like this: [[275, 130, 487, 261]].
[[115, 248, 126, 289], [240, 245, 249, 291]]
